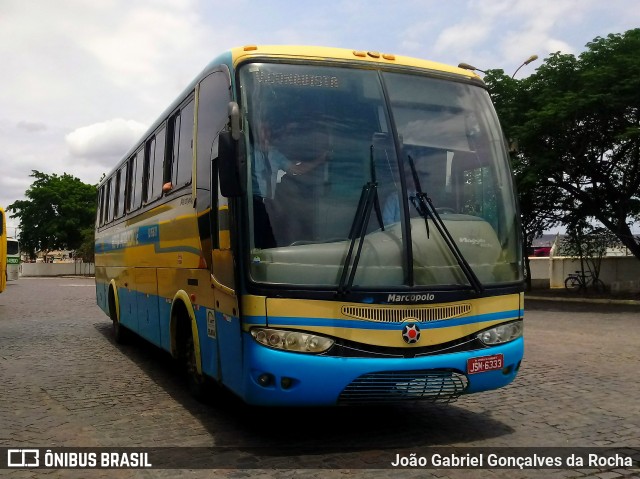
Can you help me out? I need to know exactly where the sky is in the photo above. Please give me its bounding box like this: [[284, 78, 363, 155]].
[[1, 0, 639, 234]]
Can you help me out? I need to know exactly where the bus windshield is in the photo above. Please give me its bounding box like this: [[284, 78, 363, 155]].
[[239, 63, 521, 289]]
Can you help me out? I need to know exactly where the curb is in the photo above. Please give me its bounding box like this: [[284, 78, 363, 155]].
[[526, 295, 640, 306]]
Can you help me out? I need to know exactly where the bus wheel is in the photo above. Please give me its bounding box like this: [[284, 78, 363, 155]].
[[112, 318, 127, 344], [185, 332, 207, 400], [109, 289, 127, 344]]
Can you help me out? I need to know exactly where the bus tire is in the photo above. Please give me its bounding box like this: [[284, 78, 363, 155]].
[[174, 307, 207, 401], [108, 287, 127, 344], [185, 332, 207, 401]]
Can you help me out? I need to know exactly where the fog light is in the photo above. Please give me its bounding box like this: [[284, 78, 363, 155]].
[[281, 377, 293, 389], [257, 373, 274, 387]]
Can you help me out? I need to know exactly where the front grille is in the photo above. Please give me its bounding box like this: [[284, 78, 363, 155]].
[[338, 369, 468, 404], [341, 304, 471, 323]]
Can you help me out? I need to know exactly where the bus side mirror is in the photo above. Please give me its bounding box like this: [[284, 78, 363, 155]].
[[219, 102, 245, 197], [229, 101, 241, 140]]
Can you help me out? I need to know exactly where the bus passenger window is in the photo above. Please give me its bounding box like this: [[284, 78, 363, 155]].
[[175, 99, 194, 188], [152, 127, 167, 200], [105, 178, 114, 223], [166, 111, 181, 188], [196, 72, 230, 196], [125, 157, 134, 212], [166, 98, 195, 192], [113, 170, 121, 218], [97, 185, 105, 226], [131, 149, 144, 210], [115, 165, 126, 219], [143, 127, 168, 203], [143, 138, 154, 203]]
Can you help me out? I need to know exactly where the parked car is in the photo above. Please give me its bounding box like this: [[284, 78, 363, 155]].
[[532, 246, 551, 257]]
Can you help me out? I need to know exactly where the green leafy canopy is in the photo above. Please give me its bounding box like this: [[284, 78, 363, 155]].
[[8, 170, 97, 259], [485, 28, 640, 263]]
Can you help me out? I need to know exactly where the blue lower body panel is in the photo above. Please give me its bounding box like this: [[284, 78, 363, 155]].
[[238, 335, 524, 406]]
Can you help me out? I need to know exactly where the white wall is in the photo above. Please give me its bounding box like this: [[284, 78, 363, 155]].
[[530, 256, 640, 292], [21, 262, 95, 277]]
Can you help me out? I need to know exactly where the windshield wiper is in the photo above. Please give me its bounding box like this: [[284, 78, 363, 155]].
[[337, 145, 384, 296], [408, 155, 483, 294]]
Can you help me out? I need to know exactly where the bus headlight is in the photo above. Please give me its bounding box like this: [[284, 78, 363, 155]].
[[477, 320, 523, 346], [251, 328, 334, 353]]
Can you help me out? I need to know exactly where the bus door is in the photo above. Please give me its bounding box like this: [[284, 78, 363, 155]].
[[210, 170, 243, 394], [196, 69, 241, 389]]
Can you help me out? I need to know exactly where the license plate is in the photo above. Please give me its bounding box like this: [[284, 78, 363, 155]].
[[467, 354, 504, 374]]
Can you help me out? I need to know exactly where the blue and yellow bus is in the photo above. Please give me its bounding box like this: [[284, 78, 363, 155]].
[[1, 207, 6, 293], [95, 45, 524, 406]]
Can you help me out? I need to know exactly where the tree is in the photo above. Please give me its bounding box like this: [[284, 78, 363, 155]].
[[486, 29, 640, 262], [483, 70, 564, 289], [75, 227, 96, 263], [8, 171, 97, 260]]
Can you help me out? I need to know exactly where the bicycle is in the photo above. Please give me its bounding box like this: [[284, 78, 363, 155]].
[[564, 270, 606, 293]]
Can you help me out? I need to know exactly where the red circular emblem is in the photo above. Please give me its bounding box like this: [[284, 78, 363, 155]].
[[402, 323, 421, 344]]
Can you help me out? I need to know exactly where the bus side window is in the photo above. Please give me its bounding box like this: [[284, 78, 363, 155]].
[[197, 71, 230, 209], [105, 177, 114, 223], [97, 185, 105, 226], [125, 156, 135, 212], [166, 111, 181, 189], [131, 149, 144, 210], [113, 169, 121, 219], [143, 138, 154, 204], [175, 98, 194, 189], [165, 97, 194, 192], [143, 126, 168, 204], [149, 127, 167, 202], [115, 164, 127, 219]]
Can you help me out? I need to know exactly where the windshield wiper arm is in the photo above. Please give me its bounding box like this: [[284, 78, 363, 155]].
[[408, 155, 483, 294], [370, 144, 385, 232], [337, 145, 385, 296], [337, 180, 378, 296]]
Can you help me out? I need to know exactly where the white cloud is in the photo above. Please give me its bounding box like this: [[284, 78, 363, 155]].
[[65, 118, 147, 161], [435, 23, 492, 57]]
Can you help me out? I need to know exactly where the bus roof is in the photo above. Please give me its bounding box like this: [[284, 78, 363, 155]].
[[229, 45, 481, 80], [99, 45, 482, 186]]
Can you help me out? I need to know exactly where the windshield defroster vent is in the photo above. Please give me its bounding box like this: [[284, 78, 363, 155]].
[[341, 304, 471, 323]]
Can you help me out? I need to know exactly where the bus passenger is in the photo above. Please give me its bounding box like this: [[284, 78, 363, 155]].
[[272, 128, 331, 245], [251, 120, 291, 249]]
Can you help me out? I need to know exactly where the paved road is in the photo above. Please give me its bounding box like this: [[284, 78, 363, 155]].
[[0, 278, 638, 478]]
